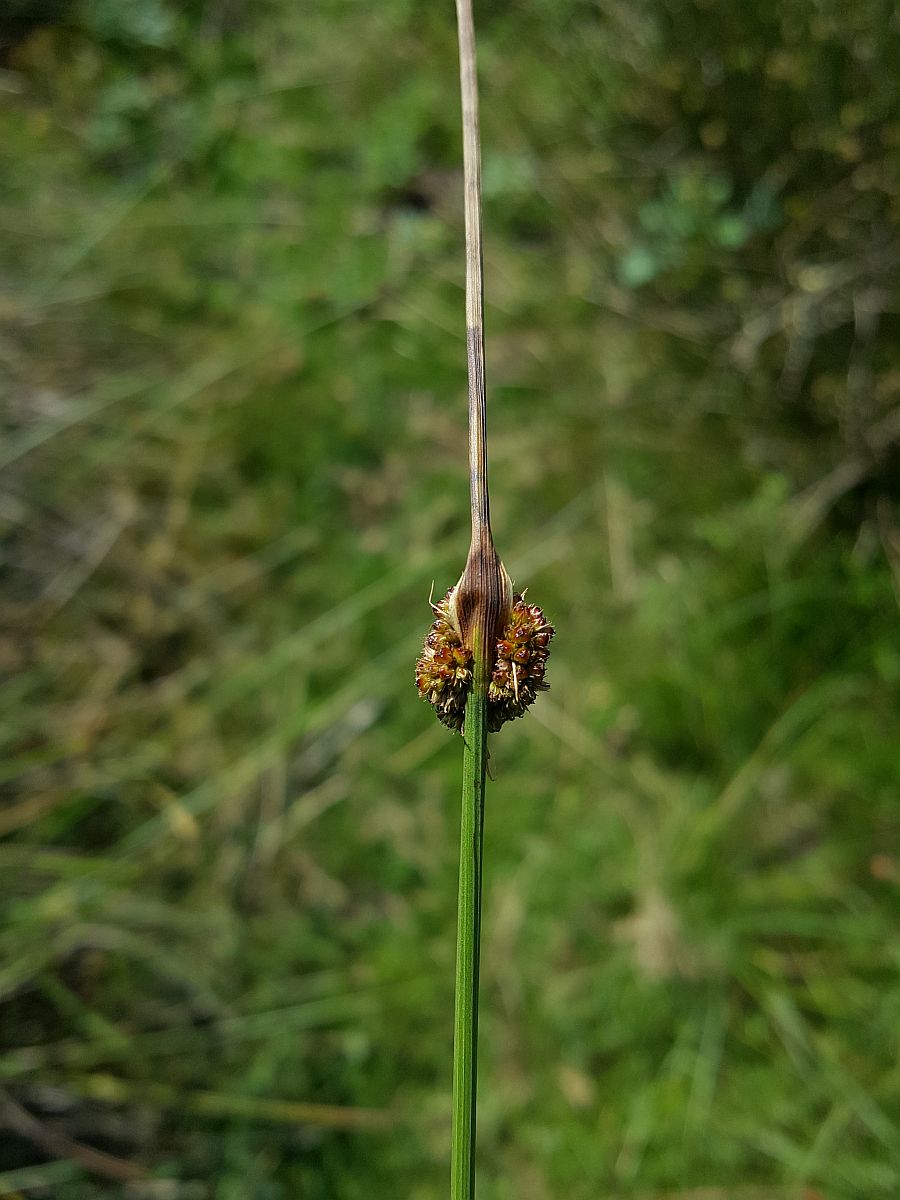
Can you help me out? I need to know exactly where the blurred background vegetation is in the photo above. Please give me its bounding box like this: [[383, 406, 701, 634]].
[[1, 0, 900, 1197]]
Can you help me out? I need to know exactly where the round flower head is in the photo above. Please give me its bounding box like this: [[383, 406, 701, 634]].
[[416, 588, 554, 733]]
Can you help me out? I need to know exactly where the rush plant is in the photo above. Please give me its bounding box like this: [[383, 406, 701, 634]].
[[414, 3, 555, 1195]]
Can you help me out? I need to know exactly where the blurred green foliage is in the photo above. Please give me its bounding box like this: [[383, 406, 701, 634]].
[[1, 0, 899, 1197]]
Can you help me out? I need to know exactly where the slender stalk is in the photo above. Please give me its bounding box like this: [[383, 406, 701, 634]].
[[429, 16, 554, 1182], [455, 0, 488, 543], [451, 2, 494, 1190], [451, 674, 488, 1200], [451, 3, 502, 1198]]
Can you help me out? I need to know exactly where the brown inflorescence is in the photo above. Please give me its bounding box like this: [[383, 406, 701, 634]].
[[486, 593, 554, 731], [415, 588, 474, 731], [416, 588, 554, 733]]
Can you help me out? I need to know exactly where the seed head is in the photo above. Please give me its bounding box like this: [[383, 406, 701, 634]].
[[416, 587, 554, 733], [414, 588, 473, 731], [486, 594, 554, 731]]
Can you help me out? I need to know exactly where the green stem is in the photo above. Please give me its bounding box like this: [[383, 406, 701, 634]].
[[451, 657, 488, 1200]]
